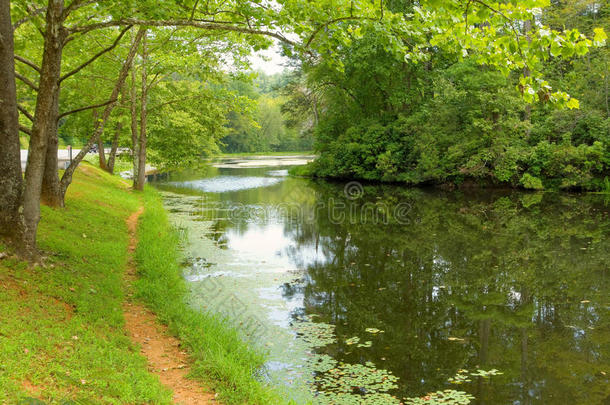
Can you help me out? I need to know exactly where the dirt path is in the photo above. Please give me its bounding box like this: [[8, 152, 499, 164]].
[[123, 207, 217, 404]]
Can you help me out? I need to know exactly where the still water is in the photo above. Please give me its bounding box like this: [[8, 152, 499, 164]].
[[153, 162, 609, 404]]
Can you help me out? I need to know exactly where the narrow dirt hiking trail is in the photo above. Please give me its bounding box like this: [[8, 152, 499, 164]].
[[123, 207, 217, 404]]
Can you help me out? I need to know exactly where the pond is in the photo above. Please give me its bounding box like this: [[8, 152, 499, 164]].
[[152, 160, 609, 404]]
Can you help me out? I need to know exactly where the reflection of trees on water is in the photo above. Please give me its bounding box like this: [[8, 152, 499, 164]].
[[159, 167, 609, 403], [279, 183, 609, 404]]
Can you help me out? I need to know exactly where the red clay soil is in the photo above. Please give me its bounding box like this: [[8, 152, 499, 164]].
[[123, 207, 217, 404]]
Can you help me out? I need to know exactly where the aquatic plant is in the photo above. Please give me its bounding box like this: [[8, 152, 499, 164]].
[[404, 390, 475, 405], [293, 317, 336, 348]]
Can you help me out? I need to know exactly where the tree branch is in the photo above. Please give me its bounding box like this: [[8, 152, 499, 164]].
[[15, 72, 39, 91], [17, 104, 34, 122], [60, 25, 132, 83], [63, 0, 96, 20], [13, 7, 45, 31], [149, 95, 207, 112], [67, 18, 299, 47], [19, 125, 32, 135], [471, 0, 526, 65], [58, 98, 117, 120], [14, 55, 41, 73], [146, 72, 165, 91], [305, 16, 377, 48], [189, 0, 200, 21], [465, 0, 471, 35]]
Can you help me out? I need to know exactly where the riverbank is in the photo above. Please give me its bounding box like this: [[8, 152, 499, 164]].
[[217, 151, 314, 157], [0, 164, 286, 404], [290, 161, 610, 193]]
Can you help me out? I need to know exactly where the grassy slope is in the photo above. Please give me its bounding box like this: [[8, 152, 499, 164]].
[[0, 164, 286, 404], [0, 164, 170, 403]]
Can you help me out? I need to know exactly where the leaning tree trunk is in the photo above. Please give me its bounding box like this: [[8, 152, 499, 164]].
[[0, 0, 26, 248], [59, 26, 146, 201], [22, 0, 66, 254], [40, 92, 63, 207], [134, 30, 148, 191]]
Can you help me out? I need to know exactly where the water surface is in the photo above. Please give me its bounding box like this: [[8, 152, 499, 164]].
[[154, 163, 609, 404]]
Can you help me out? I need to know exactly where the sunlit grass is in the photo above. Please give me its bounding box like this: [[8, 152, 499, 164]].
[[0, 163, 171, 403]]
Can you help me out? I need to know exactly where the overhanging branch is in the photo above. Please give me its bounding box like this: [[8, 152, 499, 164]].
[[58, 98, 117, 120], [305, 16, 377, 48], [60, 25, 132, 83], [15, 72, 39, 91], [471, 0, 526, 66], [68, 18, 299, 48], [13, 7, 45, 31], [63, 0, 97, 20], [19, 125, 32, 135], [17, 104, 34, 122], [14, 55, 41, 73]]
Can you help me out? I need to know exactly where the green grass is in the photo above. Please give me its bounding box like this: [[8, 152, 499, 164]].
[[84, 154, 133, 174], [0, 164, 171, 403], [134, 188, 290, 404], [0, 163, 288, 404]]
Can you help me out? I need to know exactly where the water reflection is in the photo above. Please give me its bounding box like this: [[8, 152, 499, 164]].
[[154, 166, 610, 404]]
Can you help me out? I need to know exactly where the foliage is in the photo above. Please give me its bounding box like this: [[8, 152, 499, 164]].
[[404, 390, 475, 405], [290, 0, 610, 190], [222, 73, 314, 153]]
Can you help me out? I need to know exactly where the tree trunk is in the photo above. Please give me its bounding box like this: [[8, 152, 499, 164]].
[[97, 132, 107, 172], [107, 122, 122, 174], [130, 60, 140, 184], [604, 56, 610, 118], [0, 0, 27, 248], [40, 92, 64, 207], [22, 0, 66, 254], [92, 109, 108, 171], [134, 29, 148, 191], [59, 26, 146, 200], [523, 19, 533, 124]]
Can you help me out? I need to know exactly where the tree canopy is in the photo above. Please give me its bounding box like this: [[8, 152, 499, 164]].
[[1, 0, 607, 257]]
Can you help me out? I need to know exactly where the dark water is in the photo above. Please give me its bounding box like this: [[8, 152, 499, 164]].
[[154, 164, 610, 405]]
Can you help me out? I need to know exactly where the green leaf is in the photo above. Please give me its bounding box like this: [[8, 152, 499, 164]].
[[593, 28, 607, 46], [566, 98, 580, 110]]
